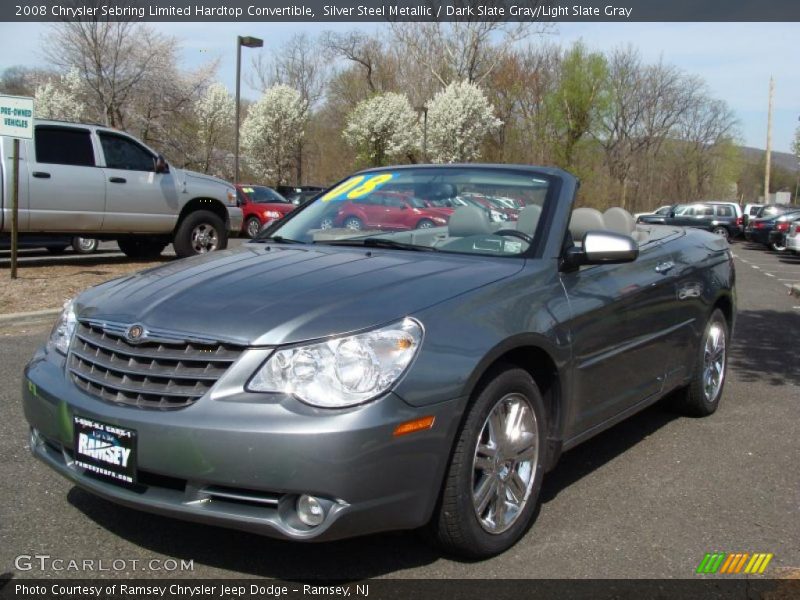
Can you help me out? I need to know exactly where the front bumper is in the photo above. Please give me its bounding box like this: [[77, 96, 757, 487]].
[[227, 207, 243, 234], [23, 348, 465, 541]]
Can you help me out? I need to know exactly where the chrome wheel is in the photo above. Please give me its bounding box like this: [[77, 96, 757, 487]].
[[472, 393, 538, 534], [246, 218, 262, 239], [320, 217, 334, 230], [73, 237, 98, 253], [702, 322, 726, 402], [191, 223, 219, 254], [344, 217, 362, 231], [417, 220, 434, 229]]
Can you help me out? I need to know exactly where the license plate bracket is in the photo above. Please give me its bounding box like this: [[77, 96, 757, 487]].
[[73, 416, 137, 485]]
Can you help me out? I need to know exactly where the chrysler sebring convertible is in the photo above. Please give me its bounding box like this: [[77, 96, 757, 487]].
[[23, 165, 735, 557]]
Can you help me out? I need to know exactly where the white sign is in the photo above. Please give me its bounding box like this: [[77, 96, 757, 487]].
[[0, 94, 34, 139]]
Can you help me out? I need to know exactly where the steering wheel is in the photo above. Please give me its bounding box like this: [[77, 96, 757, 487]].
[[494, 229, 534, 244]]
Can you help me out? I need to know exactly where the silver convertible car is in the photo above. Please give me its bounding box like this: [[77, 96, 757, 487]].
[[23, 165, 735, 557]]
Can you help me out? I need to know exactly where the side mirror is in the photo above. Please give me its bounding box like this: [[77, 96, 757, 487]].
[[561, 231, 638, 271], [155, 155, 169, 174]]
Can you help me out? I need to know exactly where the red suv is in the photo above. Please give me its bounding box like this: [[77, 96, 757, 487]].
[[326, 192, 453, 231], [237, 184, 296, 238]]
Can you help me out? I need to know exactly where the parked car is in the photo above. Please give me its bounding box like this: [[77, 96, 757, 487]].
[[745, 210, 800, 250], [286, 190, 320, 207], [275, 185, 325, 199], [23, 164, 735, 558], [765, 210, 800, 252], [785, 218, 800, 254], [743, 203, 764, 228], [0, 120, 242, 259], [634, 205, 673, 220], [236, 184, 295, 238], [637, 202, 742, 241], [0, 235, 99, 255], [324, 191, 453, 231], [755, 204, 800, 219]]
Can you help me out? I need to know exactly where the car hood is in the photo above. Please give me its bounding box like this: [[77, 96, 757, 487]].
[[77, 244, 524, 346]]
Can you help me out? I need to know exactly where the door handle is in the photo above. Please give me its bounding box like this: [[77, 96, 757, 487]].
[[109, 177, 127, 184], [32, 171, 50, 178], [655, 261, 675, 274]]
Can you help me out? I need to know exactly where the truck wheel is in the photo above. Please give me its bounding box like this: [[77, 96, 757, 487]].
[[672, 309, 728, 417], [117, 238, 167, 260], [174, 210, 227, 257], [431, 366, 545, 558], [71, 237, 98, 255]]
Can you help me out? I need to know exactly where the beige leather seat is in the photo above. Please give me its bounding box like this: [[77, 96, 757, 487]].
[[603, 207, 635, 235], [569, 208, 606, 240]]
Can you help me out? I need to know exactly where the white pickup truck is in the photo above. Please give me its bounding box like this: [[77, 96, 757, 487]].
[[0, 120, 242, 258]]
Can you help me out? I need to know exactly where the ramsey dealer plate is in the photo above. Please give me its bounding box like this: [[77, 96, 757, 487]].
[[73, 416, 137, 485]]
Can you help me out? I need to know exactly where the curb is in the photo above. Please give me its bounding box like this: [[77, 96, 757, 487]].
[[0, 308, 60, 326]]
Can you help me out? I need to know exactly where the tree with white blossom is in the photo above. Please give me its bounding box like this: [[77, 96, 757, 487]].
[[426, 81, 502, 163], [195, 83, 235, 174], [34, 69, 88, 122], [342, 92, 420, 166], [241, 84, 307, 185]]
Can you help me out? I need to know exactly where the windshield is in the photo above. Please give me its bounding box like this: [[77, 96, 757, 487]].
[[242, 186, 288, 204], [261, 167, 553, 256]]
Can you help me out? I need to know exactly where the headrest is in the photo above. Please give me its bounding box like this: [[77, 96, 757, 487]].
[[448, 206, 491, 237], [604, 207, 635, 235], [517, 205, 542, 235], [569, 208, 605, 239]]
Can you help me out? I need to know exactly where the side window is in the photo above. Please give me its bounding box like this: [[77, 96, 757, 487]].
[[384, 197, 405, 208], [34, 126, 95, 167], [702, 206, 714, 216], [716, 205, 733, 217], [99, 133, 155, 172]]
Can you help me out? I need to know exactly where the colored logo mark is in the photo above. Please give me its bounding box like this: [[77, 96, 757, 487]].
[[696, 552, 773, 574]]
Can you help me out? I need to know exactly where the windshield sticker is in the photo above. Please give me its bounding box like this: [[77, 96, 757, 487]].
[[321, 173, 394, 202]]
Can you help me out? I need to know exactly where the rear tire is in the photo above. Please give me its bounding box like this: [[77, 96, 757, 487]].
[[711, 226, 729, 242], [430, 366, 546, 558], [117, 237, 168, 260], [769, 240, 786, 252], [672, 309, 728, 417], [71, 237, 98, 254], [173, 210, 227, 258]]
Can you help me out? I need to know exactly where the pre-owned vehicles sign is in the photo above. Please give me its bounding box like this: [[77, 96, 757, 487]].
[[0, 95, 34, 139]]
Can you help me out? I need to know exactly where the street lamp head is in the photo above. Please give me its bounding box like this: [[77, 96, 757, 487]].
[[239, 36, 264, 48]]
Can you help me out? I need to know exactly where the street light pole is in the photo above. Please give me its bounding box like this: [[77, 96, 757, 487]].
[[234, 35, 263, 184]]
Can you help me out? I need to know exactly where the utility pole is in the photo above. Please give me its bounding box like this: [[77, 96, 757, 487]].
[[764, 76, 774, 203]]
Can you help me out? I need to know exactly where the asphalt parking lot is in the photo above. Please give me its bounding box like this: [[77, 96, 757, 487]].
[[0, 240, 798, 580]]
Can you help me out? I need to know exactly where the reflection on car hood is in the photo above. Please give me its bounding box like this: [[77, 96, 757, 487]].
[[182, 169, 232, 189], [77, 244, 524, 346]]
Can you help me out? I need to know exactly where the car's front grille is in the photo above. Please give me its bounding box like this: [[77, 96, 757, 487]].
[[68, 321, 243, 410]]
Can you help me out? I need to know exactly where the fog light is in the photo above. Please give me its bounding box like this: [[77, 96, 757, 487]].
[[297, 494, 325, 527]]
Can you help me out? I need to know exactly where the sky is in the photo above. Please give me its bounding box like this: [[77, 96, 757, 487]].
[[0, 21, 796, 154]]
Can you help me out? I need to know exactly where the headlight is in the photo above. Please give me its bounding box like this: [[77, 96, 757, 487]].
[[48, 299, 77, 355], [247, 318, 423, 408], [226, 189, 237, 206], [264, 210, 282, 219]]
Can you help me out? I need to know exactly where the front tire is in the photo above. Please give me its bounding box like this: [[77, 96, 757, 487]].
[[416, 219, 435, 229], [173, 210, 228, 258], [343, 216, 363, 231], [769, 240, 786, 252], [673, 309, 728, 417], [245, 216, 263, 239], [431, 367, 546, 558]]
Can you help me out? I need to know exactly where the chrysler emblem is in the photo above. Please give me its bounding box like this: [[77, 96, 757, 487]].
[[125, 324, 146, 343]]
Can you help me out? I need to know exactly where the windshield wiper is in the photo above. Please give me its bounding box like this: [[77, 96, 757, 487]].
[[252, 235, 305, 244], [317, 238, 438, 252]]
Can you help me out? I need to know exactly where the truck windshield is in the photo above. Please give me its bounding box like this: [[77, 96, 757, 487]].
[[261, 167, 553, 257]]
